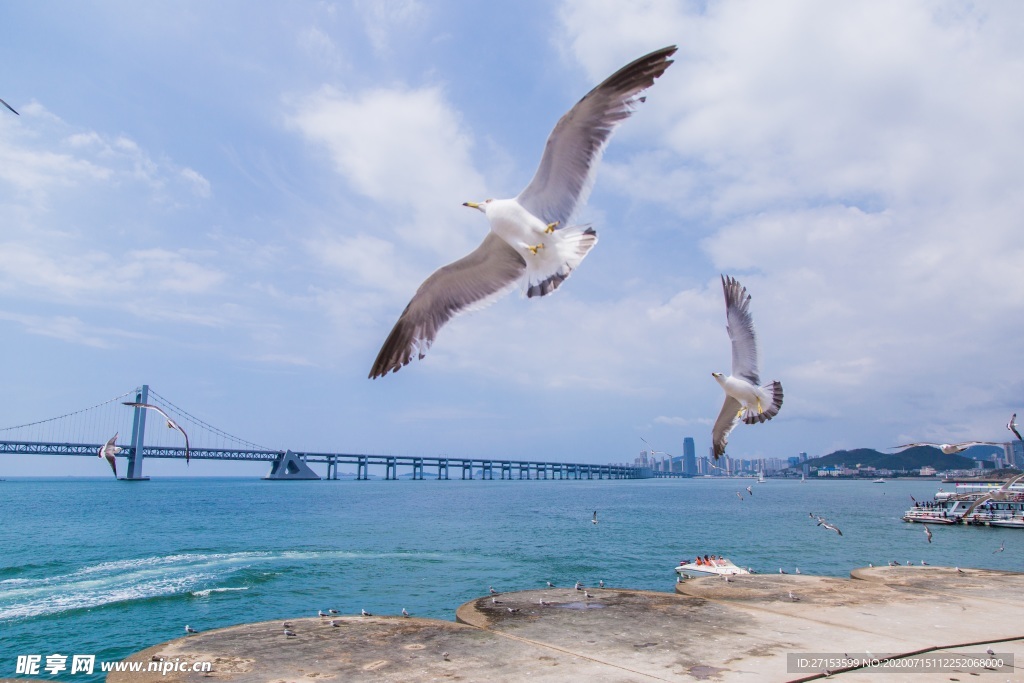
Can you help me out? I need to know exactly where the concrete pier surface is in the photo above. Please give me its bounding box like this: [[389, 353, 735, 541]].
[[109, 566, 1023, 682]]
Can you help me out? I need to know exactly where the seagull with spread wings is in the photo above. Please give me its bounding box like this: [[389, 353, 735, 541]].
[[123, 402, 190, 464], [0, 98, 17, 115], [98, 433, 122, 478], [1008, 413, 1022, 442], [711, 275, 784, 459], [893, 441, 1001, 455], [368, 46, 677, 378]]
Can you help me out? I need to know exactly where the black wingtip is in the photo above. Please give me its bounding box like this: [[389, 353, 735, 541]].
[[1, 98, 19, 115]]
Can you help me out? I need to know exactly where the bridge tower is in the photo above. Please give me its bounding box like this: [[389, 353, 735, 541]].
[[125, 385, 151, 481]]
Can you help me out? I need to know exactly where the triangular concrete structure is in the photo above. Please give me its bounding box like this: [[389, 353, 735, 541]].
[[263, 450, 321, 480]]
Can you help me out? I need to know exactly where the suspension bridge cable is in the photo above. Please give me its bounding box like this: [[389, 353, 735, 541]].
[[147, 389, 274, 451], [0, 390, 137, 433]]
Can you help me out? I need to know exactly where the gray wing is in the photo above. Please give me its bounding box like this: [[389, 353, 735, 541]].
[[712, 395, 743, 459], [0, 98, 18, 115], [516, 46, 676, 228], [722, 275, 760, 385], [369, 233, 527, 378]]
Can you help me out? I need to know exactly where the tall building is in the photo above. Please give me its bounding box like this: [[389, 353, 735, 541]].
[[683, 437, 696, 475]]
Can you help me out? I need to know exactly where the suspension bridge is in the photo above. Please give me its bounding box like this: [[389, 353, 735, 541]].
[[0, 385, 662, 481]]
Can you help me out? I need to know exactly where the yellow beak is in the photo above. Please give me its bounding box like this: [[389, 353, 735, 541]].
[[462, 201, 480, 209]]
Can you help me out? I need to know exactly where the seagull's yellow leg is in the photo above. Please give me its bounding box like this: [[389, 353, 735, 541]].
[[736, 408, 744, 418], [757, 400, 763, 414], [545, 221, 560, 234], [527, 243, 545, 255]]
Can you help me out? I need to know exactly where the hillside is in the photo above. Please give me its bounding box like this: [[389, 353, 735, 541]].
[[794, 445, 999, 471]]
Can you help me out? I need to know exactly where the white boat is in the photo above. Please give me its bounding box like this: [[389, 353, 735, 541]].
[[873, 478, 885, 483], [757, 472, 765, 483], [903, 478, 1024, 527], [675, 557, 751, 580]]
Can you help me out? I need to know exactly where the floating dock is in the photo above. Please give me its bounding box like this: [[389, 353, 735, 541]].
[[107, 566, 1023, 682]]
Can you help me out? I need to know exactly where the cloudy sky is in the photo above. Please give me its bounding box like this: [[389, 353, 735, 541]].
[[2, 0, 1023, 477]]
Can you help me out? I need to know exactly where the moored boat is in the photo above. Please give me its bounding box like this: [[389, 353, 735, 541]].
[[903, 477, 1024, 527], [675, 556, 751, 580]]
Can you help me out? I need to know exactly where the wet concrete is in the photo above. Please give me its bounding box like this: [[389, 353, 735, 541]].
[[109, 568, 1024, 682]]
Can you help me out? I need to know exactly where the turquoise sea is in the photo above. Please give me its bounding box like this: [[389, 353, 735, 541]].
[[1, 476, 1021, 681]]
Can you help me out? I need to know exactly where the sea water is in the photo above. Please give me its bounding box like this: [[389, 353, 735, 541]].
[[1, 477, 1020, 681]]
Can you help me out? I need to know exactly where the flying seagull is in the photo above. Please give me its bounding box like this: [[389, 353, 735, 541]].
[[746, 485, 753, 496], [98, 433, 122, 478], [893, 441, 1001, 455], [923, 524, 932, 544], [368, 46, 677, 379], [994, 541, 1005, 554], [817, 517, 843, 536], [960, 471, 1024, 517], [122, 402, 190, 463], [0, 98, 17, 115], [712, 275, 784, 459], [592, 510, 598, 525], [1008, 413, 1023, 442]]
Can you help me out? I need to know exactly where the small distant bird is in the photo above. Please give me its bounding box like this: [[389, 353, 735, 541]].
[[894, 441, 1001, 455], [923, 524, 933, 544], [779, 568, 787, 574], [318, 610, 328, 618], [330, 620, 340, 627], [442, 652, 450, 662], [506, 607, 520, 613], [361, 609, 372, 616], [491, 597, 503, 605], [956, 567, 965, 574], [367, 46, 677, 379], [598, 580, 604, 588], [539, 599, 551, 606], [788, 591, 800, 602], [722, 574, 733, 583], [868, 563, 874, 568], [795, 568, 801, 574], [122, 402, 191, 463], [888, 561, 898, 566], [0, 98, 17, 115], [283, 622, 293, 629], [817, 518, 843, 536], [574, 581, 582, 591], [546, 581, 555, 588], [746, 485, 753, 496], [921, 561, 929, 566], [736, 491, 744, 502], [711, 275, 784, 459], [185, 625, 198, 634], [489, 585, 498, 595], [986, 648, 996, 656], [994, 541, 1005, 554], [402, 608, 409, 617], [284, 628, 296, 637], [1008, 413, 1023, 442], [592, 510, 598, 525], [98, 433, 122, 477], [328, 609, 339, 614], [584, 591, 593, 598]]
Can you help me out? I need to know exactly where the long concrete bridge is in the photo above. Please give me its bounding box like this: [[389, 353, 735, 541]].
[[0, 385, 676, 481]]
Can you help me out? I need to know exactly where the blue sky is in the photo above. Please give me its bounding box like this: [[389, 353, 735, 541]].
[[2, 0, 1023, 477]]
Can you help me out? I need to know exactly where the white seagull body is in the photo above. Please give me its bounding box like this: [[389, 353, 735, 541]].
[[123, 402, 191, 463], [592, 510, 598, 525], [98, 432, 122, 478], [923, 524, 932, 543], [1008, 413, 1023, 442], [368, 46, 677, 378], [712, 275, 784, 458], [894, 441, 1000, 455]]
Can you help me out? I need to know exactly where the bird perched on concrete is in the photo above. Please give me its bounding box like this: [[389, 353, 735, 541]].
[[360, 609, 372, 616], [318, 610, 328, 618], [489, 585, 498, 595], [712, 275, 784, 458], [328, 609, 339, 615], [330, 620, 340, 627], [284, 628, 297, 637], [122, 402, 190, 463], [546, 581, 556, 588], [184, 625, 198, 634], [923, 524, 933, 544], [368, 46, 677, 379], [98, 433, 122, 478], [402, 608, 409, 617], [598, 580, 604, 588]]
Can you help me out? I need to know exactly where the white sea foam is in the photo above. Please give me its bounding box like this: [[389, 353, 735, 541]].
[[191, 586, 249, 597]]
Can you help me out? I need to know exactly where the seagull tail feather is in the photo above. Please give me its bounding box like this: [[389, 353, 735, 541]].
[[525, 225, 597, 298], [741, 380, 783, 425]]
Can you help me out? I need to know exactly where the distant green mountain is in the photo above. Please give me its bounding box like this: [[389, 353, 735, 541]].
[[795, 445, 999, 471]]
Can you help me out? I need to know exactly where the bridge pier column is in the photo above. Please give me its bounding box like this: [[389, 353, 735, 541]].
[[413, 458, 423, 480], [438, 459, 448, 480], [482, 461, 492, 480], [125, 385, 151, 481], [385, 457, 397, 480], [357, 456, 368, 480], [461, 460, 473, 480]]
